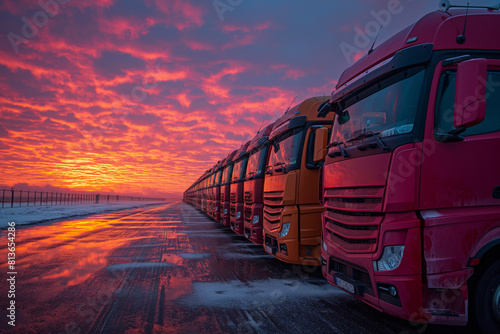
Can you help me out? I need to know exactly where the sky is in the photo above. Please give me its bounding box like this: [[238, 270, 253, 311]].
[[0, 0, 479, 198]]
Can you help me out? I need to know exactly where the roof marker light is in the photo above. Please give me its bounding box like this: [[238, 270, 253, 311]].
[[406, 37, 418, 44]]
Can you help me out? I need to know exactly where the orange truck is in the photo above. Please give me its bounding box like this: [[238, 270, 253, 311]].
[[263, 96, 334, 265]]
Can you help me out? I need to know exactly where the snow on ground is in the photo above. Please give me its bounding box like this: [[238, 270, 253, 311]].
[[105, 262, 174, 271], [0, 201, 166, 228], [176, 252, 211, 259], [178, 278, 348, 309]]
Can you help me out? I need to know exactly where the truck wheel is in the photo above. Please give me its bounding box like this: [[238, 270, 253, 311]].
[[473, 259, 500, 334]]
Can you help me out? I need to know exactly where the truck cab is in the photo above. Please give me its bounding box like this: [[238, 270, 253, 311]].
[[263, 96, 334, 266], [318, 4, 500, 330]]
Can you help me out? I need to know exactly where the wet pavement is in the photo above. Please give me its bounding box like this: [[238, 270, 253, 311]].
[[0, 202, 470, 333]]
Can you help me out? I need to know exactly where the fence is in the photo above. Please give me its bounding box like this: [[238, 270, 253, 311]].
[[0, 189, 164, 209]]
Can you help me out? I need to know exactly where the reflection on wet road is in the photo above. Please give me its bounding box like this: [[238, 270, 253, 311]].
[[0, 203, 468, 333]]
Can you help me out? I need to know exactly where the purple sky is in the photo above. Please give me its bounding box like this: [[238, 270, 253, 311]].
[[1, 0, 475, 197]]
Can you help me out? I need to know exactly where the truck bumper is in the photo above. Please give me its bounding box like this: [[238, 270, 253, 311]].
[[321, 217, 469, 326], [321, 246, 422, 320], [263, 205, 320, 266], [244, 203, 264, 244]]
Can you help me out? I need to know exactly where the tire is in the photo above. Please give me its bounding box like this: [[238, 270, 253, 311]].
[[473, 259, 500, 334]]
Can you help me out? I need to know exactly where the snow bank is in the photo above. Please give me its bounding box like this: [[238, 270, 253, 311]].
[[0, 201, 165, 228]]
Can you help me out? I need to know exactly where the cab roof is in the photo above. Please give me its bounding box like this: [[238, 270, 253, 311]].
[[270, 96, 332, 139], [337, 8, 500, 88], [247, 121, 275, 152]]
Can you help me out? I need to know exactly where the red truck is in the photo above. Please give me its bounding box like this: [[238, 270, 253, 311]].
[[317, 4, 500, 331], [220, 150, 237, 226], [209, 161, 224, 221], [244, 122, 276, 244], [230, 141, 251, 234]]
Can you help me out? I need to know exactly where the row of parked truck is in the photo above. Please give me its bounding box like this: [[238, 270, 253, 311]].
[[184, 2, 500, 332]]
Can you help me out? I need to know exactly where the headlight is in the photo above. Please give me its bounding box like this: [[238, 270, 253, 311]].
[[373, 245, 405, 271], [252, 215, 259, 224], [236, 211, 241, 219], [215, 206, 218, 211], [224, 209, 228, 215], [279, 223, 290, 238], [322, 240, 327, 252]]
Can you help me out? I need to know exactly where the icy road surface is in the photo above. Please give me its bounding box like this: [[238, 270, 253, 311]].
[[0, 202, 469, 333]]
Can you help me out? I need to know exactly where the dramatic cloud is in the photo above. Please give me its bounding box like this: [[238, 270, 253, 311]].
[[0, 0, 442, 198]]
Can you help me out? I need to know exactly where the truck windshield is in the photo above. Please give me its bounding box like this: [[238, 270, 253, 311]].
[[332, 69, 425, 146], [216, 170, 222, 186], [221, 164, 233, 184], [246, 146, 269, 179], [232, 157, 248, 182], [268, 128, 303, 171]]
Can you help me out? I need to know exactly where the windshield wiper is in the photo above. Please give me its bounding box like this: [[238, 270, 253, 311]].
[[274, 162, 287, 173], [327, 141, 350, 158], [247, 171, 256, 180], [346, 131, 390, 151]]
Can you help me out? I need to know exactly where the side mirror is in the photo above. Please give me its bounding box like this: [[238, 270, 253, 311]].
[[313, 127, 329, 163], [337, 109, 350, 125], [454, 58, 487, 128], [317, 100, 332, 118]]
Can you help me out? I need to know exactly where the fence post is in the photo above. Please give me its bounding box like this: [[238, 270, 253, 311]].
[[19, 190, 22, 207]]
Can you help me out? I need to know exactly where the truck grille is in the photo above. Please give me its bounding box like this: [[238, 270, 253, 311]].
[[244, 191, 252, 204], [263, 191, 284, 226], [323, 186, 384, 253], [230, 204, 236, 217], [230, 193, 236, 203]]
